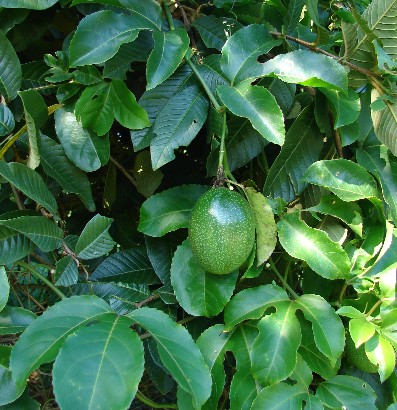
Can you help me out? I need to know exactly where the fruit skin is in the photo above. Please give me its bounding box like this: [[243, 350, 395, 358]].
[[189, 187, 255, 275], [345, 333, 378, 373]]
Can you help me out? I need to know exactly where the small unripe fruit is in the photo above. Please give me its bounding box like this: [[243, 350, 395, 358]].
[[345, 334, 378, 373], [189, 187, 255, 275]]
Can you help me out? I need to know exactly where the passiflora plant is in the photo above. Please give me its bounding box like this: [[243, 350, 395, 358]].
[[0, 0, 397, 408]]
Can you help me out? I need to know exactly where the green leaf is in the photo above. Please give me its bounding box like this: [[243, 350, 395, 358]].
[[127, 307, 212, 408], [0, 226, 34, 265], [349, 317, 376, 346], [303, 159, 379, 201], [251, 302, 301, 385], [145, 235, 175, 285], [75, 215, 115, 260], [251, 383, 307, 410], [0, 28, 22, 101], [0, 267, 9, 312], [0, 389, 39, 409], [366, 333, 396, 382], [147, 29, 190, 90], [224, 284, 289, 331], [277, 212, 351, 280], [0, 105, 15, 136], [295, 294, 345, 365], [371, 88, 397, 156], [262, 50, 348, 92], [263, 106, 323, 202], [55, 256, 78, 287], [69, 11, 141, 67], [151, 83, 209, 169], [290, 354, 313, 390], [308, 195, 363, 237], [171, 239, 238, 317], [118, 0, 162, 30], [132, 150, 163, 198], [0, 162, 58, 218], [0, 0, 58, 9], [138, 184, 208, 237], [55, 106, 109, 172], [19, 90, 48, 169], [217, 83, 285, 145], [91, 247, 159, 285], [316, 375, 377, 410], [193, 15, 242, 51], [220, 24, 281, 85], [9, 296, 114, 388], [0, 215, 63, 252], [321, 88, 361, 128], [38, 134, 95, 212], [244, 188, 277, 265], [0, 306, 36, 335], [284, 0, 305, 33], [0, 361, 25, 406], [53, 315, 144, 410]]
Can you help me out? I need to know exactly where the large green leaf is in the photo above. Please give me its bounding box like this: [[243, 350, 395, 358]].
[[0, 267, 8, 312], [0, 226, 34, 265], [0, 105, 15, 136], [170, 239, 238, 317], [303, 159, 379, 201], [147, 29, 190, 90], [138, 184, 208, 237], [251, 303, 301, 385], [217, 83, 285, 145], [263, 106, 323, 202], [295, 294, 345, 365], [9, 296, 114, 388], [261, 50, 348, 92], [220, 24, 281, 85], [371, 89, 397, 156], [0, 28, 22, 101], [0, 162, 58, 218], [0, 0, 58, 9], [119, 0, 162, 29], [366, 333, 396, 382], [316, 375, 377, 410], [150, 83, 209, 169], [357, 146, 397, 224], [55, 107, 109, 172], [277, 212, 351, 280], [75, 215, 115, 260], [224, 284, 289, 331], [91, 247, 159, 284], [251, 383, 308, 410], [127, 307, 212, 408], [53, 315, 144, 410], [38, 134, 95, 212], [69, 11, 141, 67], [0, 306, 36, 335]]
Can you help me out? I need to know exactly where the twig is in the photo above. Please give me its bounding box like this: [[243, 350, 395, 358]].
[[109, 155, 137, 187], [135, 391, 177, 409]]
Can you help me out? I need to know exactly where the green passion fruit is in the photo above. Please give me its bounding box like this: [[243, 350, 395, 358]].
[[345, 333, 378, 373], [189, 187, 255, 275]]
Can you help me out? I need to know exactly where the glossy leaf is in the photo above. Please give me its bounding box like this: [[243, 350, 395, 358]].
[[349, 317, 376, 346], [145, 235, 175, 285], [217, 83, 285, 145], [244, 187, 277, 265], [9, 296, 114, 388], [91, 247, 159, 285], [366, 333, 396, 382], [277, 212, 351, 280], [0, 306, 36, 335], [220, 24, 281, 85], [0, 162, 58, 218], [0, 29, 21, 101], [55, 107, 109, 172], [138, 184, 208, 237], [0, 362, 25, 406], [170, 239, 238, 317], [75, 215, 115, 260], [53, 315, 144, 410], [150, 83, 209, 170], [0, 226, 34, 265], [262, 50, 348, 92], [0, 105, 15, 136], [69, 11, 141, 67], [0, 266, 9, 312], [0, 0, 58, 9], [224, 284, 289, 331], [303, 159, 378, 201], [316, 375, 377, 410], [55, 256, 78, 287], [127, 307, 212, 408], [38, 134, 95, 212], [118, 0, 162, 30], [263, 107, 323, 202], [147, 29, 190, 90], [251, 302, 301, 385], [251, 383, 307, 410]]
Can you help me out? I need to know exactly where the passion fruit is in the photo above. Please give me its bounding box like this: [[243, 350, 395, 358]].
[[189, 187, 255, 275], [345, 333, 378, 373]]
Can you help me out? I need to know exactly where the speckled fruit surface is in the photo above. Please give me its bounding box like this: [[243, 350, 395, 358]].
[[189, 187, 255, 275]]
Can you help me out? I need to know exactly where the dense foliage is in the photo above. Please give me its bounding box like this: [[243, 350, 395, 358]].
[[0, 0, 397, 409]]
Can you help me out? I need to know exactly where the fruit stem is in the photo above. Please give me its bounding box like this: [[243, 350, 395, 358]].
[[218, 111, 227, 173]]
